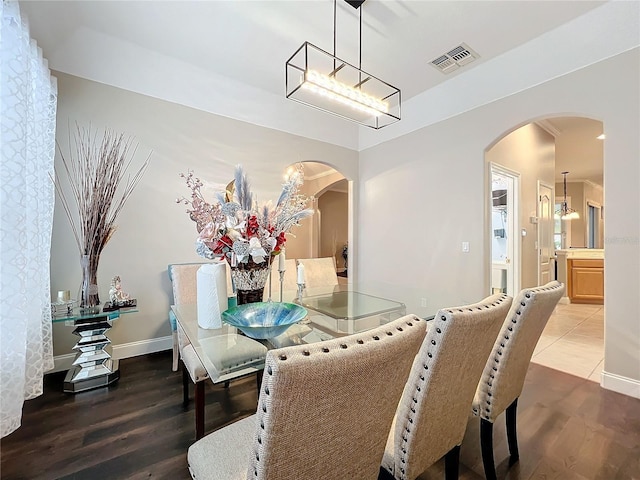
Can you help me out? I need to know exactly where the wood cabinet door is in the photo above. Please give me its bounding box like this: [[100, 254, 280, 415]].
[[569, 260, 604, 304]]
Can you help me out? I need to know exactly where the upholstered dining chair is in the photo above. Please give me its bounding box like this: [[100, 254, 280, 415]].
[[380, 293, 513, 480], [187, 313, 427, 480], [296, 256, 339, 288], [472, 281, 564, 480], [169, 262, 266, 439]]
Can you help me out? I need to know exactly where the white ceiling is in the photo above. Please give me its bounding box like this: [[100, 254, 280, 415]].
[[18, 0, 621, 180], [20, 0, 605, 102]]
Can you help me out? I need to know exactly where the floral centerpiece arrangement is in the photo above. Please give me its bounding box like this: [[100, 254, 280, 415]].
[[178, 164, 313, 304]]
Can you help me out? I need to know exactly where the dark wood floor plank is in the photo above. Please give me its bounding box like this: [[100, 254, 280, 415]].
[[2, 353, 639, 480]]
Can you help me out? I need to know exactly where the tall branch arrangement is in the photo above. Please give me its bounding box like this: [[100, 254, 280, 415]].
[[54, 124, 151, 264]]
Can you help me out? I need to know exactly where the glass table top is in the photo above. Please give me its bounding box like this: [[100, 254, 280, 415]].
[[51, 306, 138, 323], [295, 290, 406, 320]]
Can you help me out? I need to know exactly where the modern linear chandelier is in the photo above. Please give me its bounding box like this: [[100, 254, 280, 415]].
[[285, 0, 401, 129], [555, 171, 580, 220]]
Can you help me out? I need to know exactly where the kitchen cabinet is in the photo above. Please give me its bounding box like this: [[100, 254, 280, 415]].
[[568, 258, 604, 304]]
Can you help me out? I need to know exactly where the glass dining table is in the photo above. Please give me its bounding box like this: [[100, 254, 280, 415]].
[[172, 285, 407, 382], [171, 285, 406, 437]]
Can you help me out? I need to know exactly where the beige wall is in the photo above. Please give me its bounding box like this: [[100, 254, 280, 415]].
[[51, 72, 358, 357], [318, 190, 348, 270], [486, 123, 555, 288], [357, 49, 639, 390]]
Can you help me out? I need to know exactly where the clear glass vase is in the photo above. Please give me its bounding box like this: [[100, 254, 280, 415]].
[[80, 253, 101, 313]]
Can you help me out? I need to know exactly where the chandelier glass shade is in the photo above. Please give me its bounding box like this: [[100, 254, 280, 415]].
[[555, 171, 579, 220], [285, 1, 401, 129]]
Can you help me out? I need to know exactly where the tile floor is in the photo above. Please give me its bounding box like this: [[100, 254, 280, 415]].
[[531, 302, 604, 382]]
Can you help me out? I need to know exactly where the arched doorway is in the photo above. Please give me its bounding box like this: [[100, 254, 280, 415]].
[[486, 115, 605, 382], [283, 161, 351, 281]]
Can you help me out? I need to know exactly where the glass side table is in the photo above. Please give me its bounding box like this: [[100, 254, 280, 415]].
[[52, 307, 137, 393]]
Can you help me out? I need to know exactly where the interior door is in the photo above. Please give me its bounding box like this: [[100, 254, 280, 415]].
[[538, 182, 554, 285], [490, 164, 520, 297]]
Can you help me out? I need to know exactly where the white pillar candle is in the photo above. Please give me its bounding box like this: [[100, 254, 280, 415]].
[[278, 250, 286, 271], [297, 263, 305, 284]]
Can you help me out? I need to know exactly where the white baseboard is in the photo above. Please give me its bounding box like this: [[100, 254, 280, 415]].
[[49, 336, 173, 374], [112, 336, 173, 360], [601, 370, 640, 399], [51, 353, 76, 373]]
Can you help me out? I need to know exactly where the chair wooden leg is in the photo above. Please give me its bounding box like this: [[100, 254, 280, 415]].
[[444, 445, 460, 480], [377, 467, 395, 480], [480, 419, 497, 480], [223, 380, 230, 389], [256, 370, 263, 393], [182, 362, 189, 408], [506, 398, 520, 463], [195, 381, 205, 440]]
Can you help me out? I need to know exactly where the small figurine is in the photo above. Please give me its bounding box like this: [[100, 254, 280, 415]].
[[109, 275, 130, 304]]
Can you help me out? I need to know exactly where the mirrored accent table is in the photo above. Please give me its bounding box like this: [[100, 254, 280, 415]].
[[52, 307, 137, 393]]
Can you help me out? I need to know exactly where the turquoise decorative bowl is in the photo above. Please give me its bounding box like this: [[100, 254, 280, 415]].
[[222, 302, 308, 339]]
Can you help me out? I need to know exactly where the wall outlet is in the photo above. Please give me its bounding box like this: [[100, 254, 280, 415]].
[[462, 241, 470, 253], [421, 297, 427, 308]]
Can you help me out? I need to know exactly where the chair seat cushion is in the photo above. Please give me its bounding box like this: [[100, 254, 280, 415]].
[[181, 345, 209, 383], [188, 414, 256, 480], [198, 335, 267, 376]]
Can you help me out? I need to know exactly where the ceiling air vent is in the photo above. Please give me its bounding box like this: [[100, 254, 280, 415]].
[[430, 43, 479, 74]]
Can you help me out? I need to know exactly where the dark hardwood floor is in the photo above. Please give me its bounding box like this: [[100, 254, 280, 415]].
[[1, 351, 638, 480]]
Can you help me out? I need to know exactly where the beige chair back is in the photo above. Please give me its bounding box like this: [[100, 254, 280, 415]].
[[382, 293, 512, 480], [170, 260, 233, 305], [248, 314, 427, 480], [473, 281, 564, 422], [296, 257, 338, 288]]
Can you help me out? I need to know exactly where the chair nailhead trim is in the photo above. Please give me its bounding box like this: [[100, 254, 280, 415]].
[[397, 327, 404, 331], [279, 354, 287, 360], [386, 331, 393, 336], [265, 387, 269, 395], [357, 339, 364, 344], [302, 350, 310, 356], [322, 347, 329, 352], [436, 327, 441, 333], [340, 344, 347, 349], [373, 336, 380, 340], [267, 366, 272, 375]]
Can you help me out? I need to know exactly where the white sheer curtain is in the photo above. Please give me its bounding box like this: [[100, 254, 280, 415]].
[[0, 1, 57, 438]]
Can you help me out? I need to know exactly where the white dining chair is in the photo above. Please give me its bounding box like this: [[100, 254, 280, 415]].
[[472, 281, 564, 480], [296, 257, 339, 288], [169, 262, 267, 439]]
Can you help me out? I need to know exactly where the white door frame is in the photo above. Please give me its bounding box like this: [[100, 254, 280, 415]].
[[489, 163, 521, 297]]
